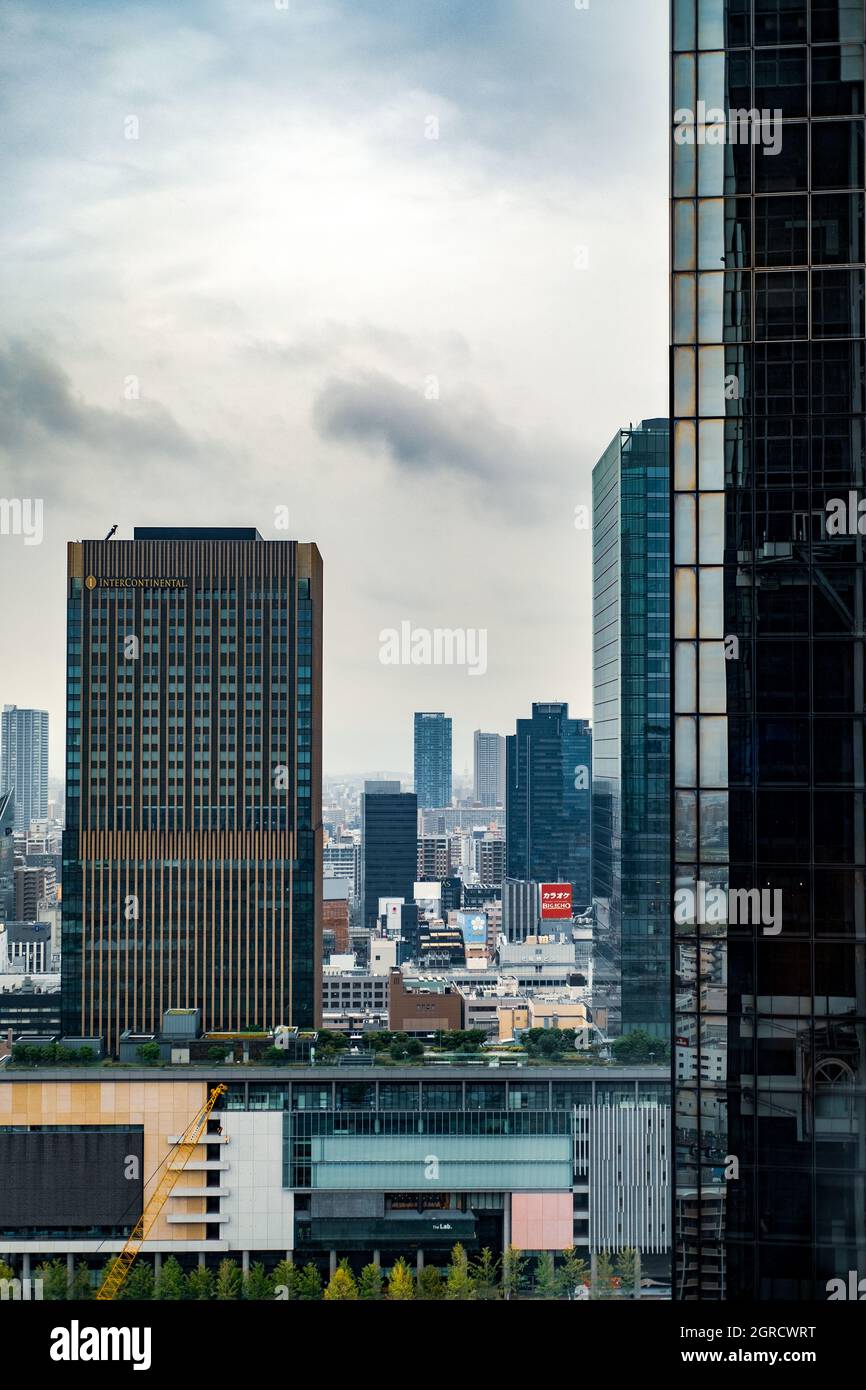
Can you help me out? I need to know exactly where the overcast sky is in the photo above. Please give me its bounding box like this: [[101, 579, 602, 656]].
[[0, 0, 667, 780]]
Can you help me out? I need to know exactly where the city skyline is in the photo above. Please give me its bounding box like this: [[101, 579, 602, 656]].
[[0, 0, 667, 777]]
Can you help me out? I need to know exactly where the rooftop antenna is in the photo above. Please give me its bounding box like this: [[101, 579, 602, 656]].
[[104, 524, 118, 542]]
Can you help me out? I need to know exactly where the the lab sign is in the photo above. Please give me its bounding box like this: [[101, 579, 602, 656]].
[[540, 884, 573, 920]]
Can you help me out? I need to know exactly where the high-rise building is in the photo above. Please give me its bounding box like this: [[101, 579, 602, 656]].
[[473, 730, 506, 806], [0, 706, 49, 832], [323, 836, 360, 899], [414, 712, 452, 809], [592, 419, 670, 1040], [0, 788, 15, 922], [61, 528, 323, 1052], [670, 1, 866, 1300], [506, 703, 592, 912], [360, 781, 417, 929]]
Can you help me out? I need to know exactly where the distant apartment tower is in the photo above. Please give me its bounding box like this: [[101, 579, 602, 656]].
[[417, 835, 451, 880], [0, 788, 14, 922], [592, 419, 670, 1039], [14, 865, 55, 923], [414, 712, 452, 809], [360, 781, 418, 930], [475, 834, 505, 885], [1, 706, 49, 832], [473, 730, 506, 806], [322, 879, 351, 955], [506, 703, 592, 912], [323, 836, 360, 899], [61, 528, 323, 1052]]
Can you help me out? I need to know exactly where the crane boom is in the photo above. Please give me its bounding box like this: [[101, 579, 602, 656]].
[[95, 1083, 227, 1301]]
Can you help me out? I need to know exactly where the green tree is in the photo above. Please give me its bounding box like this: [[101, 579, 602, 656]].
[[593, 1251, 617, 1300], [445, 1243, 476, 1300], [534, 1251, 558, 1300], [0, 1260, 16, 1283], [35, 1259, 69, 1301], [404, 1038, 424, 1058], [416, 1265, 444, 1301], [501, 1245, 526, 1301], [70, 1261, 93, 1301], [471, 1247, 500, 1300], [215, 1258, 242, 1301], [271, 1259, 299, 1301], [556, 1248, 590, 1300], [243, 1262, 272, 1300], [135, 1041, 161, 1064], [358, 1263, 384, 1300], [207, 1046, 227, 1063], [616, 1248, 639, 1298], [324, 1259, 358, 1300], [185, 1265, 215, 1300], [296, 1263, 323, 1301], [610, 1029, 670, 1064], [155, 1255, 186, 1300], [386, 1258, 414, 1300], [121, 1262, 155, 1302]]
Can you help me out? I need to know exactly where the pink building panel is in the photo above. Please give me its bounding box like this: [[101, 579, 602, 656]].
[[511, 1192, 573, 1251]]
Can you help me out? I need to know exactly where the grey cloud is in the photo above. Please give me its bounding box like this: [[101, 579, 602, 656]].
[[0, 340, 201, 462], [313, 368, 524, 484]]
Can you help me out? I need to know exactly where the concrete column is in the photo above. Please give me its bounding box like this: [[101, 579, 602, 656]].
[[154, 1252, 162, 1277], [21, 1253, 30, 1279], [590, 1251, 597, 1297], [66, 1253, 74, 1285], [286, 1250, 294, 1264], [198, 1252, 206, 1269], [372, 1249, 380, 1267], [416, 1249, 424, 1274], [241, 1250, 250, 1274], [329, 1249, 337, 1277], [503, 1193, 511, 1249], [634, 1248, 641, 1300]]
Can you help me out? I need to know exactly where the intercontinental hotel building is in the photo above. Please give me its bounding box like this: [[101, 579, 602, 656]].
[[61, 528, 323, 1052]]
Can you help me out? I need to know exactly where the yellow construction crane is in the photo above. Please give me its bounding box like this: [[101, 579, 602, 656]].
[[96, 1083, 227, 1301]]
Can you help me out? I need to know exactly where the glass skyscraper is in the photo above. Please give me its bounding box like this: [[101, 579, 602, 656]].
[[360, 781, 418, 930], [61, 528, 323, 1052], [413, 711, 452, 809], [506, 703, 592, 912], [473, 729, 506, 806], [1, 705, 49, 832], [671, 0, 865, 1299], [593, 419, 671, 1041]]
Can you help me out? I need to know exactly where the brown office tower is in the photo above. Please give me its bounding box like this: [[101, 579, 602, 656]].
[[61, 528, 322, 1052]]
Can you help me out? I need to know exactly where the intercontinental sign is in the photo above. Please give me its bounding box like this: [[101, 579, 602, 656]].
[[84, 576, 186, 590]]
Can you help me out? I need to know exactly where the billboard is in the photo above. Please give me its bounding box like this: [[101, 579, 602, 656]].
[[540, 884, 573, 920], [456, 910, 488, 946]]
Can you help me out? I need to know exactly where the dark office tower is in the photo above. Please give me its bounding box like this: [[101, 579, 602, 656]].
[[61, 528, 323, 1053], [413, 712, 452, 809], [360, 781, 418, 929], [473, 730, 506, 806], [506, 703, 592, 911], [671, 1, 866, 1300], [0, 788, 14, 921], [1, 705, 49, 831], [592, 420, 671, 1040]]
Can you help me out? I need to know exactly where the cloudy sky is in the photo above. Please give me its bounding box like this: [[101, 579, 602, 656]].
[[0, 0, 667, 780]]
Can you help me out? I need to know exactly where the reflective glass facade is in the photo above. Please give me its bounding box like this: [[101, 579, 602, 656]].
[[671, 0, 866, 1300], [413, 711, 452, 809], [593, 420, 671, 1040], [61, 530, 323, 1050], [506, 703, 592, 912]]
